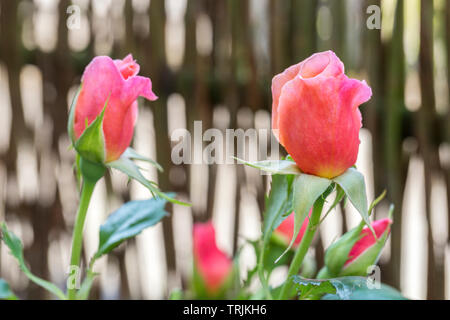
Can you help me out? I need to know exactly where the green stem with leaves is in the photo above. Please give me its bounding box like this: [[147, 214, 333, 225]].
[[67, 157, 105, 300], [277, 198, 325, 300], [67, 179, 96, 300]]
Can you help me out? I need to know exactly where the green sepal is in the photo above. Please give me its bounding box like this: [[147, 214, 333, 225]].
[[122, 147, 163, 172], [368, 190, 387, 216], [73, 96, 109, 164], [106, 155, 189, 206], [333, 168, 374, 234], [235, 158, 301, 175], [319, 185, 346, 224], [323, 221, 365, 277]]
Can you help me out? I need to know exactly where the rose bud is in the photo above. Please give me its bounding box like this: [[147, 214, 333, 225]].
[[272, 211, 310, 249], [193, 222, 233, 297], [271, 50, 372, 179], [69, 54, 157, 163], [319, 218, 392, 278]]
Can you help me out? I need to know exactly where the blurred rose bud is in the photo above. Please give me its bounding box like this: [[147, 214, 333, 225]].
[[272, 211, 311, 249], [193, 222, 233, 296], [69, 54, 157, 163], [271, 50, 372, 178], [320, 218, 392, 278]]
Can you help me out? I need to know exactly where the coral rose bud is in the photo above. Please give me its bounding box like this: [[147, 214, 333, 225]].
[[321, 218, 392, 278], [271, 50, 372, 178], [193, 222, 233, 295], [272, 211, 311, 249], [70, 54, 157, 163], [343, 218, 391, 269]]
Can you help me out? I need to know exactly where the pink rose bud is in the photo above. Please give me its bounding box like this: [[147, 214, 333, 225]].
[[273, 211, 311, 249], [193, 222, 233, 295], [321, 218, 392, 278], [344, 218, 391, 266], [271, 51, 372, 178], [70, 54, 157, 163]]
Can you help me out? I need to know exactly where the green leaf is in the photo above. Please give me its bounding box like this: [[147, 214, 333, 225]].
[[278, 173, 331, 260], [369, 190, 387, 216], [74, 96, 109, 163], [235, 158, 301, 175], [293, 277, 337, 300], [93, 196, 171, 260], [67, 84, 82, 144], [122, 147, 163, 172], [106, 155, 189, 206], [320, 277, 407, 300], [333, 168, 373, 233], [0, 223, 66, 300], [294, 276, 407, 300], [0, 279, 17, 300]]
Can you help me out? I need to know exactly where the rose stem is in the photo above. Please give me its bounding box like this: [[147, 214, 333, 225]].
[[67, 180, 96, 300], [277, 198, 325, 300]]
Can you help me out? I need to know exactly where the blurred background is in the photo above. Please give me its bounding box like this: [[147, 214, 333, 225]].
[[0, 0, 449, 300]]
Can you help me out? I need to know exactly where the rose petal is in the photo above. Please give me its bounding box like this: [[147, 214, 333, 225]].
[[271, 62, 303, 133]]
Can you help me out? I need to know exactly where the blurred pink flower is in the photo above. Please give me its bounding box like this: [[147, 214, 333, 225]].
[[273, 211, 311, 248], [193, 222, 233, 294]]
